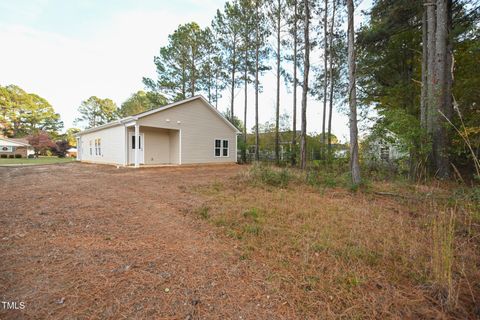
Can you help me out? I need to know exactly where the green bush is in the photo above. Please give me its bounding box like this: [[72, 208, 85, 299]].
[[15, 154, 22, 158], [250, 164, 291, 187], [0, 154, 7, 158], [8, 154, 14, 158]]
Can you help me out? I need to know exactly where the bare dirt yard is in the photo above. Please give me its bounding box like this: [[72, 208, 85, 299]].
[[1, 163, 479, 319]]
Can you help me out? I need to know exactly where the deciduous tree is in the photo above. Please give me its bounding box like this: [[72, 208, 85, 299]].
[[27, 131, 55, 157]]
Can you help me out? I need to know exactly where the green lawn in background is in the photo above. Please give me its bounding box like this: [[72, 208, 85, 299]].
[[0, 156, 75, 166]]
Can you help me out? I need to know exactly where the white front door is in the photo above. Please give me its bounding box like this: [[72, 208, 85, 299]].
[[128, 132, 144, 164]]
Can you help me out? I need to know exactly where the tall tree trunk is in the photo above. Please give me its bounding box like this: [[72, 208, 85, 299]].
[[243, 49, 248, 163], [275, 0, 281, 164], [181, 67, 187, 99], [433, 0, 450, 178], [327, 0, 336, 157], [300, 0, 310, 170], [191, 52, 196, 97], [208, 67, 212, 103], [231, 44, 236, 120], [347, 0, 361, 185], [426, 0, 436, 134], [413, 5, 429, 180], [291, 0, 298, 166], [445, 0, 453, 121], [255, 3, 260, 161], [321, 0, 328, 160], [421, 8, 428, 129], [215, 70, 219, 109]]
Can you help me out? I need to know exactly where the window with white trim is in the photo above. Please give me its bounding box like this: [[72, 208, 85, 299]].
[[222, 140, 229, 156], [97, 138, 101, 155], [89, 140, 92, 155], [215, 139, 229, 157]]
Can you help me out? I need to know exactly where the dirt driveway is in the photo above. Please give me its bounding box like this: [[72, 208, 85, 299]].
[[0, 163, 283, 319]]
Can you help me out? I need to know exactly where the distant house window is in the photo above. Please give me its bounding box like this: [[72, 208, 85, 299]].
[[380, 146, 389, 161], [215, 139, 229, 157]]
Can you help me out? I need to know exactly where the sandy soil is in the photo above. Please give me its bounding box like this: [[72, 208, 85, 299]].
[[0, 163, 284, 319]]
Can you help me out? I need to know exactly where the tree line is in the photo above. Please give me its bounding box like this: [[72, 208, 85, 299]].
[[2, 0, 478, 181], [142, 0, 352, 173], [140, 0, 478, 181], [357, 0, 479, 180]]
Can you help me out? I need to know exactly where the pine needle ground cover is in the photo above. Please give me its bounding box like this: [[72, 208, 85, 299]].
[[1, 163, 478, 319]]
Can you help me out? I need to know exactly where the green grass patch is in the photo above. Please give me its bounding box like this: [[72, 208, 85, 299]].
[[0, 156, 74, 166], [197, 206, 210, 220], [243, 207, 263, 222], [243, 224, 261, 236], [250, 163, 292, 187], [331, 243, 382, 267]]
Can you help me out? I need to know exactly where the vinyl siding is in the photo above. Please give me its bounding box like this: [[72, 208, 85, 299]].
[[142, 127, 170, 164], [137, 99, 237, 164], [78, 125, 126, 165], [77, 97, 237, 166], [169, 130, 180, 164]]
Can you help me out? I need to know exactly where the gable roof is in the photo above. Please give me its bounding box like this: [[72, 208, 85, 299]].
[[77, 95, 240, 135], [0, 137, 31, 147]]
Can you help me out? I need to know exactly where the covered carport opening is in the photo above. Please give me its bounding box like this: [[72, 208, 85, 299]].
[[126, 125, 180, 166]]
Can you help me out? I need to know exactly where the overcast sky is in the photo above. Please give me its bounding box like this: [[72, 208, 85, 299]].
[[0, 0, 371, 142]]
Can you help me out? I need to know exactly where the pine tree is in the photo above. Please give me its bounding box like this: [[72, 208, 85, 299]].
[[300, 0, 311, 169], [213, 1, 243, 120], [347, 0, 361, 184]]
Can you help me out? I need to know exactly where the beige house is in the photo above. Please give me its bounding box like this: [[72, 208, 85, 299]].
[[0, 136, 34, 158], [76, 95, 240, 167]]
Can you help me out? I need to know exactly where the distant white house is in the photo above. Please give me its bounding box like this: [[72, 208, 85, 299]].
[[76, 95, 240, 167], [66, 147, 77, 158], [364, 130, 407, 163]]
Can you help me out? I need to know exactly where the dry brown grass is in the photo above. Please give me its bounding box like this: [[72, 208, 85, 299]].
[[1, 163, 478, 319], [193, 165, 480, 319]]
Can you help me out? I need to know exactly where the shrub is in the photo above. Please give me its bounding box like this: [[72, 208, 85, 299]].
[[250, 164, 292, 187], [15, 154, 22, 158], [305, 169, 350, 189], [8, 154, 14, 158], [0, 154, 6, 158]]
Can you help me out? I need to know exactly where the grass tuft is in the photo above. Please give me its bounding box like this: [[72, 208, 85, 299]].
[[431, 206, 457, 309], [197, 206, 210, 220]]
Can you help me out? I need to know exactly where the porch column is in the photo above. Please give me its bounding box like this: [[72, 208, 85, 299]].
[[134, 123, 139, 168], [76, 137, 81, 161]]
